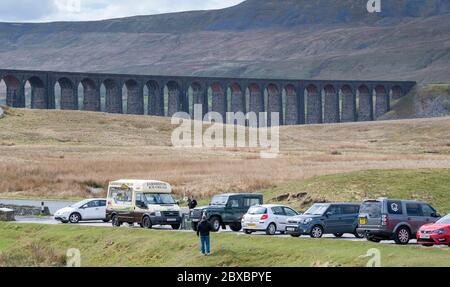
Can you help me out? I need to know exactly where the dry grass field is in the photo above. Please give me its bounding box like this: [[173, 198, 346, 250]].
[[1, 107, 450, 201]]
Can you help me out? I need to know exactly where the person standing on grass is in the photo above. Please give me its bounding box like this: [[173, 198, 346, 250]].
[[197, 214, 212, 256]]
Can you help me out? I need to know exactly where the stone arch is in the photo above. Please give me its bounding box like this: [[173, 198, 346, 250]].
[[80, 78, 100, 111], [357, 85, 373, 121], [102, 79, 121, 114], [391, 85, 403, 101], [229, 83, 244, 113], [210, 82, 226, 121], [55, 77, 77, 110], [266, 83, 281, 126], [284, 84, 298, 125], [146, 80, 162, 116], [0, 78, 5, 106], [1, 75, 21, 107], [246, 83, 263, 127], [323, 84, 339, 123], [25, 76, 46, 109], [188, 82, 204, 117], [166, 80, 181, 117], [374, 85, 389, 119], [340, 85, 356, 122], [306, 84, 321, 124], [124, 79, 143, 115]]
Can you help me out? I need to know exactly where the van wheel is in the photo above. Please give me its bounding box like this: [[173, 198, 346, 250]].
[[69, 213, 81, 224], [244, 229, 253, 234], [111, 215, 121, 227], [394, 227, 411, 245], [230, 223, 242, 232], [210, 217, 221, 232], [171, 224, 181, 230], [333, 233, 344, 238], [142, 216, 152, 229], [310, 225, 323, 238], [102, 219, 110, 223], [266, 223, 277, 235]]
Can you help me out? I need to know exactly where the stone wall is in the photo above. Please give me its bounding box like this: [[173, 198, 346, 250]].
[[0, 208, 15, 221], [0, 204, 50, 216]]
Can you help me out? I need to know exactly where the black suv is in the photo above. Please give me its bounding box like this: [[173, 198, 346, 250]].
[[190, 193, 263, 232]]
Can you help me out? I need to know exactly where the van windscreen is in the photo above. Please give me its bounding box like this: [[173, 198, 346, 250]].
[[144, 193, 176, 205], [360, 201, 381, 218]]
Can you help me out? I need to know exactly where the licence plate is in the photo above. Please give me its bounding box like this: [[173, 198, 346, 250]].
[[192, 219, 199, 222], [247, 223, 256, 228], [167, 218, 177, 222], [420, 234, 430, 239], [359, 218, 367, 225], [286, 227, 296, 232]]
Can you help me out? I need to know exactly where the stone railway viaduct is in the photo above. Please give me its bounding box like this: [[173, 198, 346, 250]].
[[0, 69, 416, 125]]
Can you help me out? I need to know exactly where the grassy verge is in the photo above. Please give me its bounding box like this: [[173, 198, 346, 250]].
[[0, 223, 449, 267], [264, 169, 450, 212]]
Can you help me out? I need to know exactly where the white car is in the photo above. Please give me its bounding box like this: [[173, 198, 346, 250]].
[[54, 198, 108, 224], [242, 204, 300, 235]]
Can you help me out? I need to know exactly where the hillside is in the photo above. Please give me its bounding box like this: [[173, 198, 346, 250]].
[[1, 108, 450, 200], [0, 0, 449, 82]]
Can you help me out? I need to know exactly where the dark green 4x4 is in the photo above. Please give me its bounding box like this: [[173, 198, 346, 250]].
[[190, 193, 263, 232]]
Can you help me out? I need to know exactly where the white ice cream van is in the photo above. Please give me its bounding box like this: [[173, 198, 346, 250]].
[[106, 179, 182, 229]]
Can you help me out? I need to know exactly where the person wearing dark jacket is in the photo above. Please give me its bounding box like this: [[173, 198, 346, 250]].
[[188, 197, 198, 210], [196, 215, 212, 256]]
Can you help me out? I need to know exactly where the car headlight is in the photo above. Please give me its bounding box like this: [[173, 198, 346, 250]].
[[434, 229, 444, 234], [155, 211, 161, 217], [302, 218, 313, 224]]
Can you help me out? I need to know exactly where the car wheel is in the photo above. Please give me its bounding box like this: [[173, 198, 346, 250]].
[[191, 222, 198, 231], [210, 217, 221, 232], [111, 215, 121, 227], [142, 216, 152, 229], [354, 229, 365, 239], [229, 223, 242, 232], [333, 233, 344, 238], [266, 223, 277, 235], [290, 234, 300, 238], [310, 225, 323, 238], [421, 244, 433, 247], [171, 224, 181, 230], [244, 229, 253, 235], [61, 220, 69, 224], [69, 213, 81, 224], [394, 227, 411, 245], [102, 219, 110, 223]]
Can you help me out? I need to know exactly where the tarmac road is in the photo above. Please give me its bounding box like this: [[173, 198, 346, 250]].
[[14, 216, 434, 246]]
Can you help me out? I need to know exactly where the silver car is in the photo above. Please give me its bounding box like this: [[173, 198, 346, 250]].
[[242, 204, 300, 235]]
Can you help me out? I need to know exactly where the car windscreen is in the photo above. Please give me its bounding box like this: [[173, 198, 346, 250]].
[[71, 199, 91, 208], [436, 215, 450, 224], [144, 193, 176, 205], [360, 201, 382, 218], [304, 204, 329, 215], [210, 196, 229, 206], [247, 206, 267, 215]]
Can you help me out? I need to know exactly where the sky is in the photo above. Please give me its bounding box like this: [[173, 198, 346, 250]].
[[0, 0, 245, 22]]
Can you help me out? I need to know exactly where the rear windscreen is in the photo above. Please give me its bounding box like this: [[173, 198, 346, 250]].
[[248, 206, 267, 215], [360, 201, 381, 218]]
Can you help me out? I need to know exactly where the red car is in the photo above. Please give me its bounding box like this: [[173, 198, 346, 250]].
[[417, 214, 450, 247]]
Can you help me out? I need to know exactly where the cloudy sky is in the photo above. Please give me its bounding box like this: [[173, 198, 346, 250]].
[[0, 0, 245, 22]]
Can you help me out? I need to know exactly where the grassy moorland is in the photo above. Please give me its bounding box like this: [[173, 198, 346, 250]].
[[0, 108, 450, 201], [0, 223, 449, 267]]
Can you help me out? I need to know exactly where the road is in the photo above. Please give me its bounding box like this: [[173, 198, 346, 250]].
[[14, 216, 433, 246]]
